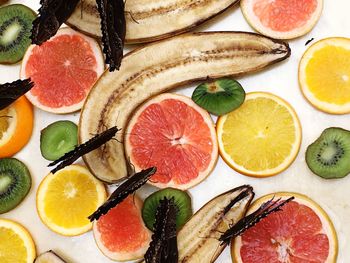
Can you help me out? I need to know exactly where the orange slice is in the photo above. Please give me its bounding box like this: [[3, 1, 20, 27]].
[[36, 165, 107, 236], [232, 192, 338, 262], [0, 97, 33, 158], [217, 92, 301, 177], [0, 218, 36, 263], [299, 37, 350, 114]]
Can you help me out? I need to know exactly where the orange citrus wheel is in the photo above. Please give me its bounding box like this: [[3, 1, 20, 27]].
[[299, 37, 350, 114], [232, 192, 338, 263], [217, 92, 301, 177], [0, 218, 36, 263], [0, 96, 33, 158], [36, 165, 107, 236]]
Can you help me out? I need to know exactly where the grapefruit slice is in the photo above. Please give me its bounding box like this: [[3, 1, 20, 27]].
[[20, 27, 104, 114], [93, 195, 151, 261], [124, 93, 218, 190], [241, 0, 323, 39], [232, 192, 338, 263]]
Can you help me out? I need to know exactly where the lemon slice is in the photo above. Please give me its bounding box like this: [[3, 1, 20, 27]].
[[299, 37, 350, 114], [217, 92, 301, 177], [0, 218, 36, 263], [36, 165, 107, 236]]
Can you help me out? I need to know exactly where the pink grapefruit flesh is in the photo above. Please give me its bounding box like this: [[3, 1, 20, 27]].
[[21, 27, 104, 114], [241, 0, 323, 39], [125, 93, 218, 190], [93, 195, 151, 261], [232, 192, 338, 263]]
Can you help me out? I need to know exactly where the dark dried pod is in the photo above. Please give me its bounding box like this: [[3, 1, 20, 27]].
[[144, 197, 178, 263], [0, 79, 34, 110], [88, 167, 157, 221], [31, 0, 80, 45], [48, 126, 120, 174], [96, 0, 126, 71], [219, 196, 295, 245]]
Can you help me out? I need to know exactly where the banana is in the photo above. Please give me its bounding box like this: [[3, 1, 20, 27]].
[[67, 0, 239, 43], [79, 32, 291, 183], [177, 185, 254, 262]]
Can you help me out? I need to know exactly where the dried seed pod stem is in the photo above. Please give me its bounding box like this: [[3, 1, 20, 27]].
[[0, 79, 34, 110], [88, 167, 157, 221]]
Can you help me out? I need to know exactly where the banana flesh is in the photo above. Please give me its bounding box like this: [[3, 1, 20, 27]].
[[79, 32, 291, 183], [67, 0, 239, 43]]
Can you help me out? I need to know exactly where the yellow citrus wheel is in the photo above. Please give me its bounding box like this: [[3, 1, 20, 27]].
[[232, 192, 338, 263], [0, 218, 36, 263], [217, 92, 301, 177], [299, 37, 350, 114], [36, 165, 107, 236]]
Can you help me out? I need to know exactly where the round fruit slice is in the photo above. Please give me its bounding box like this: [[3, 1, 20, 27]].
[[125, 93, 218, 190], [36, 165, 107, 236], [299, 37, 350, 114], [232, 192, 338, 263], [93, 195, 151, 261], [0, 96, 33, 158], [0, 218, 36, 263], [20, 27, 104, 114], [217, 92, 301, 177], [241, 0, 323, 39]]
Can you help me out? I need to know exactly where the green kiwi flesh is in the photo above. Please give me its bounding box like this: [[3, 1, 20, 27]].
[[191, 78, 245, 116], [306, 127, 350, 179], [0, 4, 36, 64], [142, 188, 192, 231], [0, 158, 31, 214], [40, 120, 78, 161]]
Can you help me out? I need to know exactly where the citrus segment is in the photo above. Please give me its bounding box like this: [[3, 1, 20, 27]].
[[36, 165, 106, 236], [217, 92, 301, 177], [125, 93, 218, 190], [0, 218, 36, 263], [241, 0, 323, 39], [232, 192, 338, 263], [0, 96, 33, 158], [93, 195, 151, 261], [299, 37, 350, 114], [21, 27, 104, 114]]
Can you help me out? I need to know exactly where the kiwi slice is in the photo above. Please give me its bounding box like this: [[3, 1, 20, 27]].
[[191, 78, 245, 116], [306, 127, 350, 179], [0, 4, 36, 64], [0, 158, 31, 214], [142, 188, 192, 231], [40, 120, 78, 161]]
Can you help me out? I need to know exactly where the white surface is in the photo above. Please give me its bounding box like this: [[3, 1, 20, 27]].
[[1, 1, 350, 262]]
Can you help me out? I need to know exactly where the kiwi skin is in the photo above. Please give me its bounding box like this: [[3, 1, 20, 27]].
[[142, 188, 192, 231], [0, 4, 36, 64], [0, 158, 31, 214], [306, 127, 350, 179]]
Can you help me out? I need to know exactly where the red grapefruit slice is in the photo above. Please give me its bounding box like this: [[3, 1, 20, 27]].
[[93, 195, 151, 261], [125, 93, 218, 190], [20, 27, 104, 114], [241, 0, 323, 39], [232, 192, 338, 263]]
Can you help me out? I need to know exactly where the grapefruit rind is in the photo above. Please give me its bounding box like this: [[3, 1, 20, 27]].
[[241, 0, 323, 39], [36, 165, 107, 236], [231, 192, 338, 263], [92, 196, 151, 262], [20, 27, 104, 114], [216, 92, 302, 178], [0, 218, 36, 262], [124, 93, 219, 190], [299, 37, 350, 114]]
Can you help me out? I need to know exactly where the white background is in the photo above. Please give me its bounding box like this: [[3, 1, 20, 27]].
[[1, 0, 349, 262]]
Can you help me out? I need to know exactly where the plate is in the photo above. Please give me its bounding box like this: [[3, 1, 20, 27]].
[[0, 0, 349, 262]]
